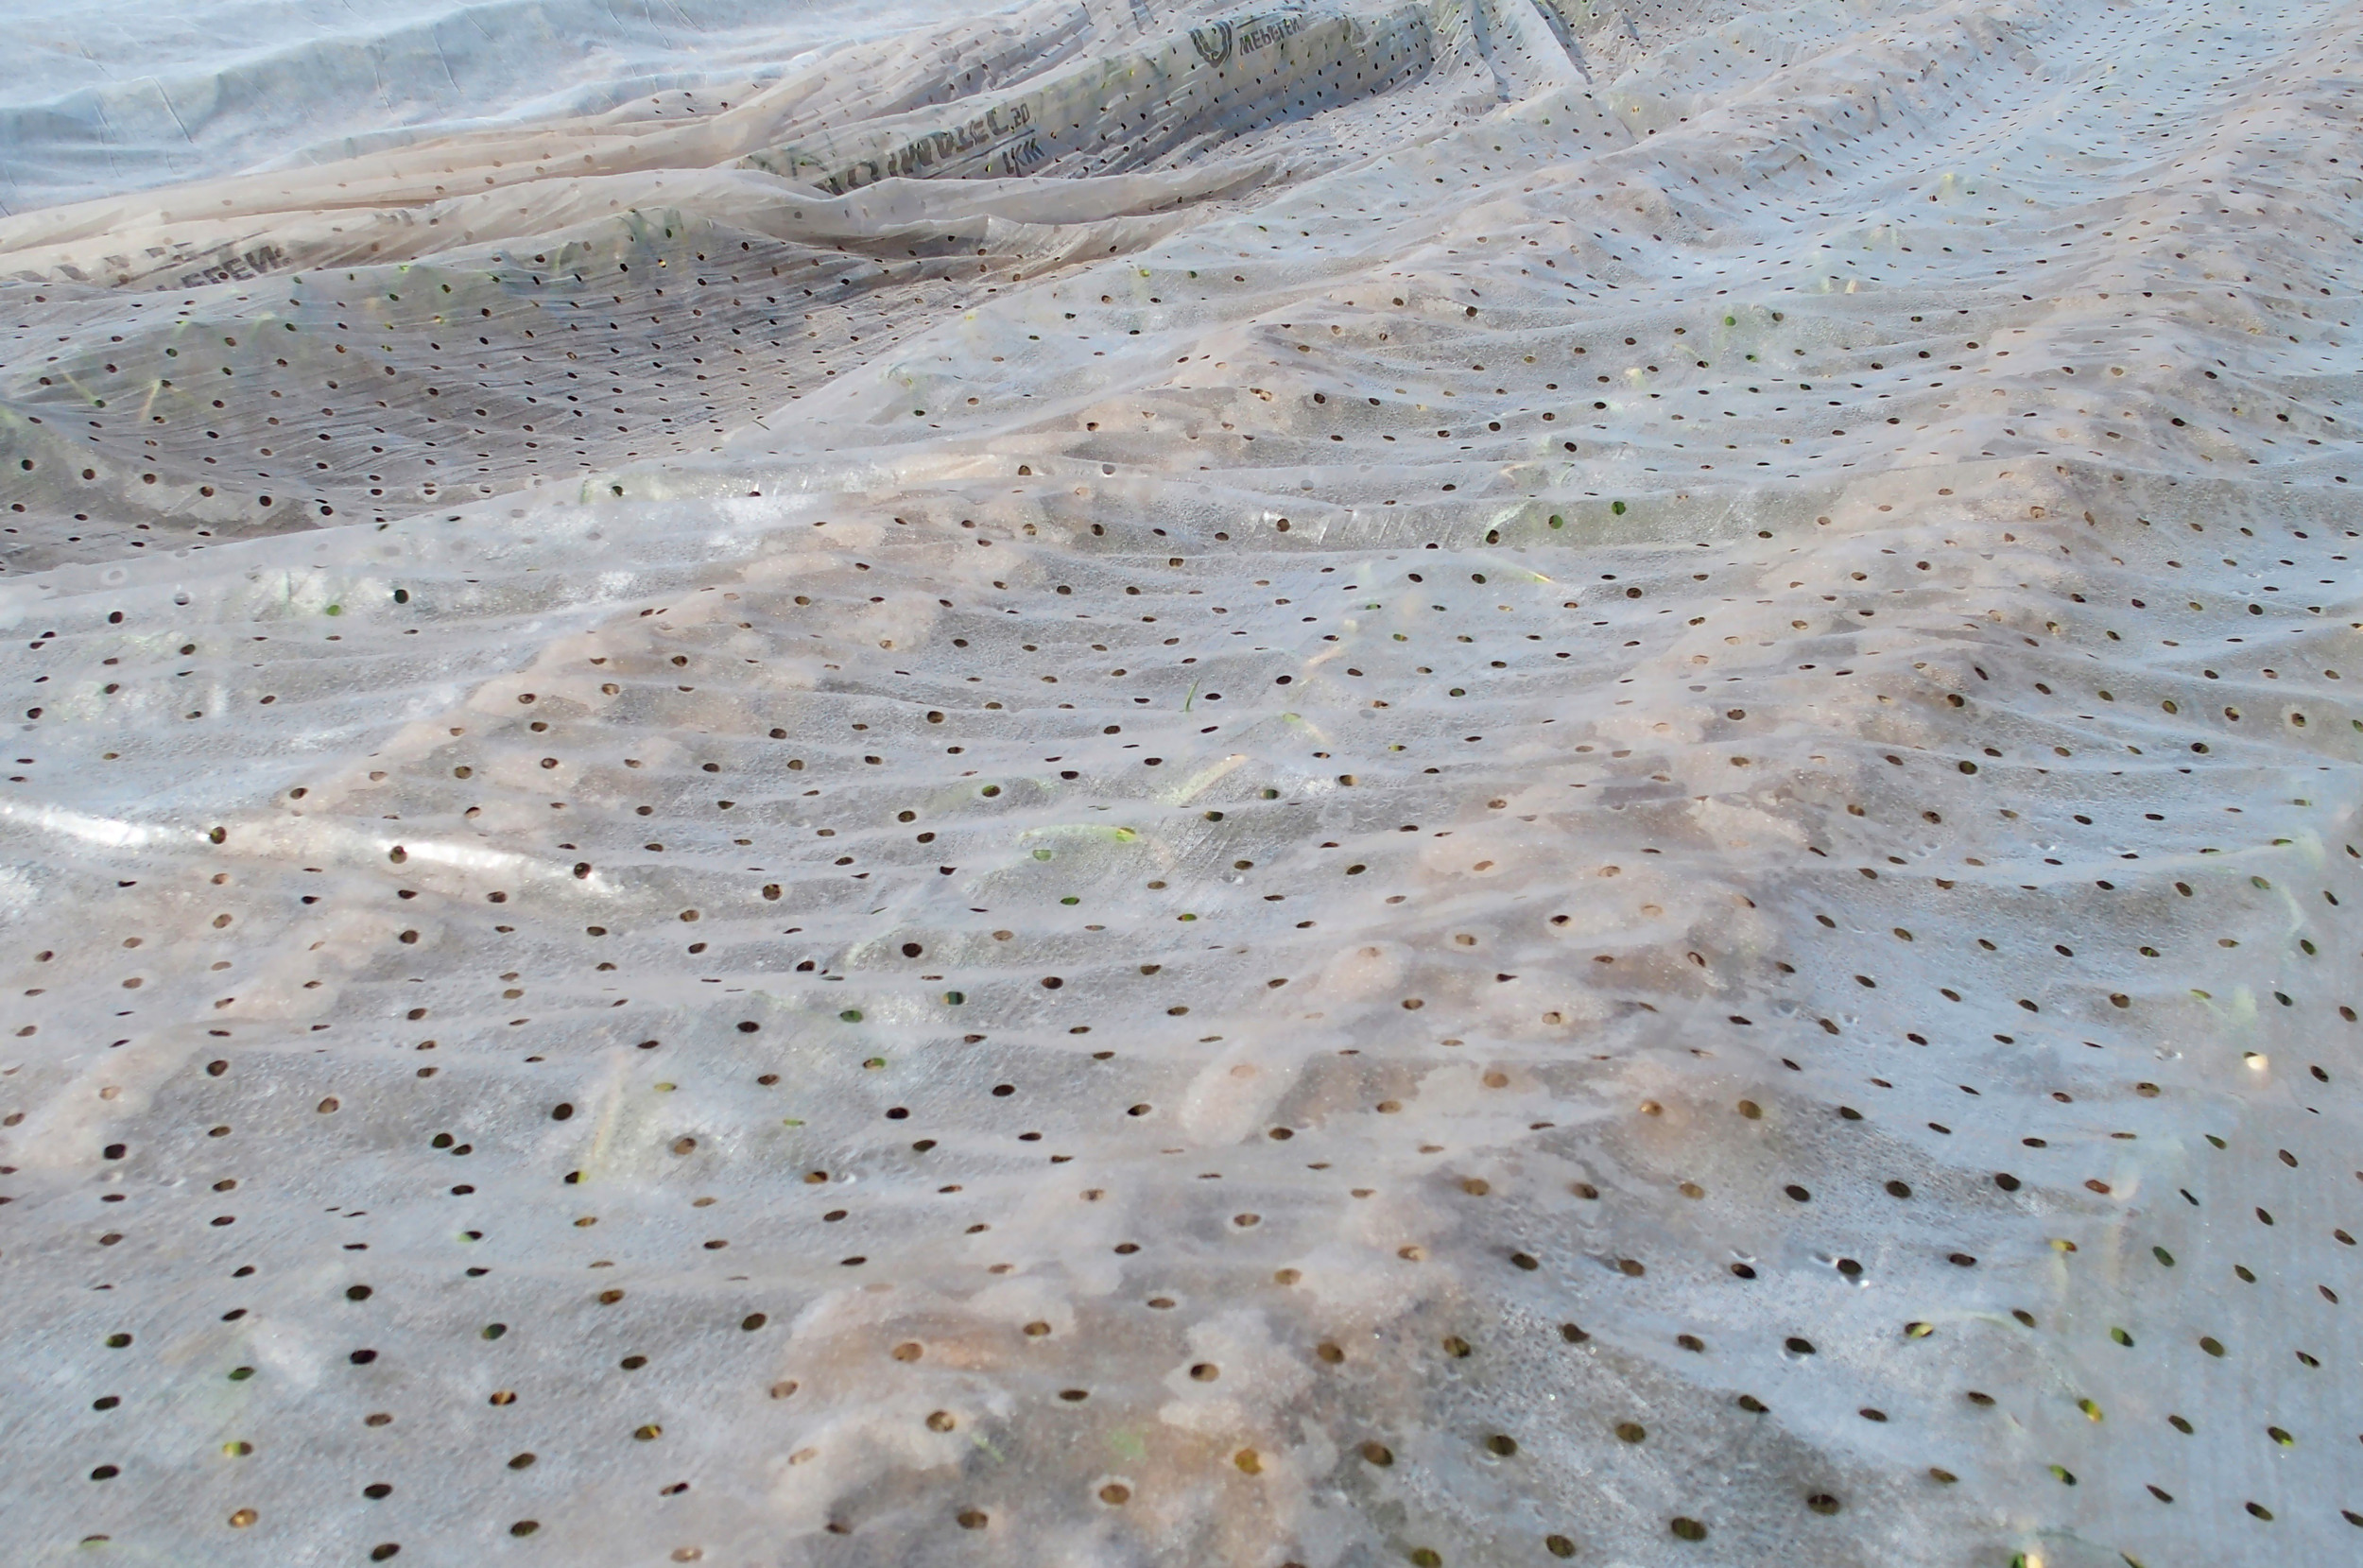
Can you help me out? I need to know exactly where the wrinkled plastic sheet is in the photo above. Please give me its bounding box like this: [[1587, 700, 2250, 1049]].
[[0, 0, 2358, 1565]]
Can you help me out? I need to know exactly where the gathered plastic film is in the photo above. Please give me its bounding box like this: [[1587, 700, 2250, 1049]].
[[0, 0, 2359, 1564]]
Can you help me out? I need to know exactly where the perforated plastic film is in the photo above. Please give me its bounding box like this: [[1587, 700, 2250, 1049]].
[[1, 0, 2360, 1565]]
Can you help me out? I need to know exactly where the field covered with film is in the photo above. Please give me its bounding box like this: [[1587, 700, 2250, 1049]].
[[0, 0, 2359, 1563]]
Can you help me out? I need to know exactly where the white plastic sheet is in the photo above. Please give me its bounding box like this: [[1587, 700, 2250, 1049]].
[[0, 0, 2358, 1564]]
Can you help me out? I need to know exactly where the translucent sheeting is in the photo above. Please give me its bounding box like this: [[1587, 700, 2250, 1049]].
[[0, 0, 2358, 1564], [0, 0, 957, 216]]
